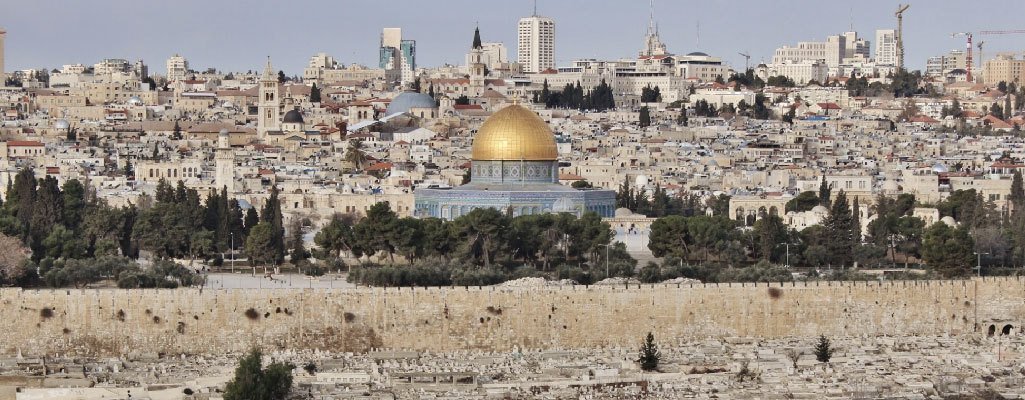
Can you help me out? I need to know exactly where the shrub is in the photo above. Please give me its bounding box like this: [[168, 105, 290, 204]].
[[555, 265, 594, 285], [40, 308, 54, 319], [244, 308, 260, 320]]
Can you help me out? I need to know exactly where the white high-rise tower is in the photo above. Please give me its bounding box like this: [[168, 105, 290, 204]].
[[517, 5, 555, 73]]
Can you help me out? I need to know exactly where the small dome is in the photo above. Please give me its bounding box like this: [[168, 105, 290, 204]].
[[219, 128, 230, 136], [221, 100, 235, 108], [127, 96, 143, 106], [940, 216, 957, 226], [634, 175, 649, 188], [53, 119, 70, 130], [282, 109, 304, 124], [386, 91, 438, 115], [932, 163, 949, 174], [687, 51, 709, 57], [614, 207, 634, 217], [811, 205, 829, 214]]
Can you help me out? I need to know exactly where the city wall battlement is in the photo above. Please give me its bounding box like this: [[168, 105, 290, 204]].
[[0, 277, 1022, 356]]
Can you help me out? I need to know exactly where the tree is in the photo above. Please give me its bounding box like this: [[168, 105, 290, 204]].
[[922, 222, 974, 277], [637, 332, 661, 371], [648, 215, 692, 259], [411, 77, 422, 93], [0, 233, 29, 284], [309, 83, 321, 103], [814, 335, 834, 363], [287, 217, 308, 264], [353, 202, 400, 263], [260, 186, 285, 265], [277, 70, 286, 83], [245, 222, 277, 267], [785, 191, 819, 213], [223, 348, 294, 400], [639, 106, 651, 128], [454, 95, 470, 105], [172, 120, 182, 140], [314, 213, 360, 260], [344, 139, 368, 172], [821, 190, 854, 267], [452, 208, 508, 267]]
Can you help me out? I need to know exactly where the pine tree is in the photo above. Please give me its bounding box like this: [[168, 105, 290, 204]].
[[637, 332, 661, 371], [309, 83, 321, 103], [639, 106, 651, 128], [818, 176, 831, 206], [814, 335, 834, 362], [261, 186, 285, 264], [822, 190, 854, 267]]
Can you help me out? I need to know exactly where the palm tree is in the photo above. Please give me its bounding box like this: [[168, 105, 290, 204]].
[[345, 139, 368, 173]]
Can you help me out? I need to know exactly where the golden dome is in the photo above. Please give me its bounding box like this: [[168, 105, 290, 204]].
[[471, 104, 558, 161]]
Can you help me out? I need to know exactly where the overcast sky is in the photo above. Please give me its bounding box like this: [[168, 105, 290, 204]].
[[3, 0, 1024, 75]]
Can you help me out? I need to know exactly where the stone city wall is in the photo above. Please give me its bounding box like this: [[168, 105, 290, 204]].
[[0, 277, 1022, 357]]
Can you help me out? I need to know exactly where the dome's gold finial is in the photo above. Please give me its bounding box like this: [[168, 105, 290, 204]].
[[471, 104, 558, 161]]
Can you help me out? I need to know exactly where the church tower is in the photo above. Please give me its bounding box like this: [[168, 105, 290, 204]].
[[215, 129, 235, 193], [468, 27, 486, 97], [257, 57, 279, 140]]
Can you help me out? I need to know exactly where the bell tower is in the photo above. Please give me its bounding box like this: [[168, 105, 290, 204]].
[[215, 129, 235, 193], [468, 27, 486, 97], [257, 57, 279, 140]]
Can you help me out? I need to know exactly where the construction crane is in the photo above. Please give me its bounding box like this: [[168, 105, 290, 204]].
[[951, 32, 973, 81], [738, 52, 751, 72], [895, 4, 910, 70], [977, 41, 985, 69], [947, 30, 1025, 82]]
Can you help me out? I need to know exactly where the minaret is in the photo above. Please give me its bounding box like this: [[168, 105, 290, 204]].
[[215, 129, 235, 193], [469, 26, 486, 97], [257, 57, 279, 140]]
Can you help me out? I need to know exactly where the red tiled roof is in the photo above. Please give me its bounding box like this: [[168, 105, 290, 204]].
[[7, 141, 44, 147]]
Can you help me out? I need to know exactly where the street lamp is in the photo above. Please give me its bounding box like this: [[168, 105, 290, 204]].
[[229, 232, 235, 273], [776, 242, 795, 268], [973, 252, 989, 277]]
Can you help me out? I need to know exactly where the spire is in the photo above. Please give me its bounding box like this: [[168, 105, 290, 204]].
[[648, 0, 656, 35], [261, 56, 275, 82], [472, 25, 482, 50]]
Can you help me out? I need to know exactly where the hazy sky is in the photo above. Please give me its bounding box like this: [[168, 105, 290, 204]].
[[3, 0, 1025, 75]]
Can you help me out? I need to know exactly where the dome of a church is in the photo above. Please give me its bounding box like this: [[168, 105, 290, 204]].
[[53, 119, 70, 130], [282, 109, 304, 124], [472, 105, 558, 161], [386, 92, 437, 115]]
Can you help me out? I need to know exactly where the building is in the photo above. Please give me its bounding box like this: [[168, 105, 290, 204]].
[[982, 54, 1025, 85], [638, 3, 668, 58], [926, 49, 969, 78], [415, 104, 615, 220], [518, 14, 555, 73], [94, 59, 130, 75], [875, 29, 897, 66], [842, 31, 870, 60], [379, 28, 416, 88], [772, 35, 846, 68], [215, 129, 235, 193], [257, 58, 279, 139], [465, 42, 508, 72], [166, 54, 189, 82], [757, 60, 828, 85]]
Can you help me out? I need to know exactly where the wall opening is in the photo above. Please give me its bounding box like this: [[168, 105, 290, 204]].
[[1002, 324, 1014, 336], [987, 324, 996, 337]]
